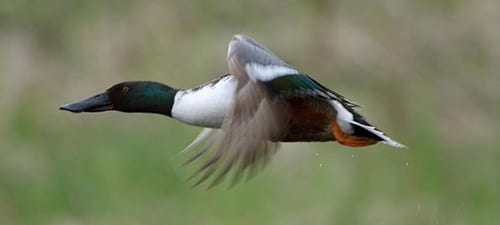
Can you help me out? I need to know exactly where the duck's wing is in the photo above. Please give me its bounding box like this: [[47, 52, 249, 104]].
[[228, 35, 359, 107], [184, 35, 299, 187], [184, 84, 285, 187]]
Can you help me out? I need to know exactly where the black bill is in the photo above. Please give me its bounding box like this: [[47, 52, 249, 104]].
[[59, 92, 113, 113]]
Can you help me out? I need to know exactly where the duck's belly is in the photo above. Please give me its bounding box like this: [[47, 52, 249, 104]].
[[171, 75, 237, 128]]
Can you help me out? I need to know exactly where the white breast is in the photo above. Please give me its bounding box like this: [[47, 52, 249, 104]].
[[171, 76, 237, 128]]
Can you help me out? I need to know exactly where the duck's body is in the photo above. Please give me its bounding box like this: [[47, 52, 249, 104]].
[[60, 34, 405, 186], [163, 74, 338, 143], [160, 74, 334, 142], [166, 73, 402, 146]]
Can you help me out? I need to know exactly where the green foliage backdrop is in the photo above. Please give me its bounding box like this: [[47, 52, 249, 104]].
[[1, 0, 499, 224]]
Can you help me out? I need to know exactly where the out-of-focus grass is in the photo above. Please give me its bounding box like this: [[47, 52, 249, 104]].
[[1, 0, 499, 224]]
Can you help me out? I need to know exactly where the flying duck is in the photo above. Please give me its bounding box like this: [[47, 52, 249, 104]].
[[60, 34, 405, 186]]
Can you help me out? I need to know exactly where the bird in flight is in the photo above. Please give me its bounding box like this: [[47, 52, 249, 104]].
[[60, 34, 405, 187]]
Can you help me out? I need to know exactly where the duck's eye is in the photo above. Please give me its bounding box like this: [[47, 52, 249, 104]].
[[122, 86, 129, 93]]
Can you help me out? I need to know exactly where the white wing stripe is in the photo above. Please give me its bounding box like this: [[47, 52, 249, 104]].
[[245, 63, 299, 82]]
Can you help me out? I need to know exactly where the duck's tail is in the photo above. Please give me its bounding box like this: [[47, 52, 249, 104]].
[[331, 100, 406, 148]]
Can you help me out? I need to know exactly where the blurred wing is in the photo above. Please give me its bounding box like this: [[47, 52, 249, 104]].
[[184, 35, 289, 187], [180, 128, 215, 154]]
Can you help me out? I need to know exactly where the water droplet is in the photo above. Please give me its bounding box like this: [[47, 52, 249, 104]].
[[351, 154, 354, 158], [319, 163, 323, 167], [315, 153, 319, 156], [405, 162, 409, 166]]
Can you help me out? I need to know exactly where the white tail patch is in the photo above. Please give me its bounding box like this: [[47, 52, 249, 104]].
[[331, 100, 406, 148], [331, 100, 354, 134], [245, 63, 299, 82], [350, 120, 407, 148]]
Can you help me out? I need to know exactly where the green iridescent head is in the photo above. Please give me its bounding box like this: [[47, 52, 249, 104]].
[[60, 81, 177, 116]]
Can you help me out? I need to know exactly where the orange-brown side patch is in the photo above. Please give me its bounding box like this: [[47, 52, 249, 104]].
[[332, 120, 378, 147]]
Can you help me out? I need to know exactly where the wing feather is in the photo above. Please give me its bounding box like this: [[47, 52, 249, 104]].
[[184, 35, 288, 187]]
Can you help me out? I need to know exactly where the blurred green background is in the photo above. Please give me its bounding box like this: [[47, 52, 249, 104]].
[[1, 0, 499, 224]]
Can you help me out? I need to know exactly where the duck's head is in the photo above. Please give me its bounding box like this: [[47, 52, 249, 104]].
[[60, 81, 177, 116]]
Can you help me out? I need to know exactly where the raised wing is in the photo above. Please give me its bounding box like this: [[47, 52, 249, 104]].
[[184, 35, 291, 187], [228, 34, 359, 106]]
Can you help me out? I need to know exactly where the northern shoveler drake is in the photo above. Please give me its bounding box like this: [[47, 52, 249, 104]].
[[60, 34, 405, 186]]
